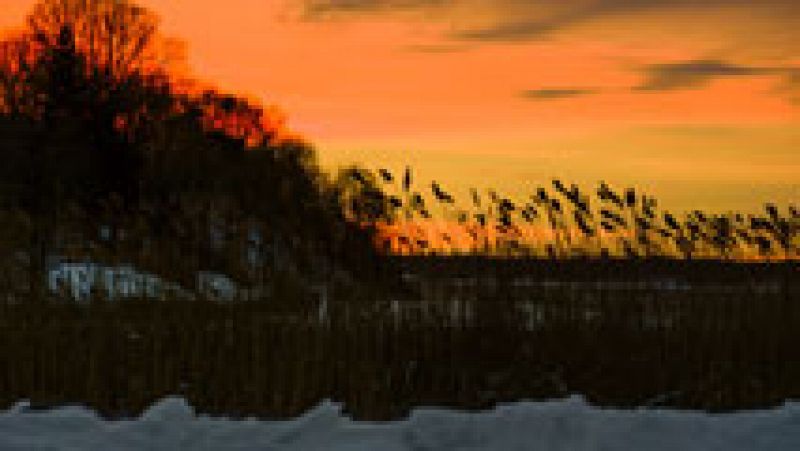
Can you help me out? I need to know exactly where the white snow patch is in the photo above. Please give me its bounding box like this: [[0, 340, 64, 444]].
[[1, 396, 799, 450]]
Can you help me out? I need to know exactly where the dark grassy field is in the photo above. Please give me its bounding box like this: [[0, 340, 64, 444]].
[[1, 259, 798, 421], [390, 256, 798, 286]]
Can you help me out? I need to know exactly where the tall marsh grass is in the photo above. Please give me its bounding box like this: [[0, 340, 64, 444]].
[[344, 167, 800, 261]]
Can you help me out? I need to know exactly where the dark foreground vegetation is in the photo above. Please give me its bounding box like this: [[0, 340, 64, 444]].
[[1, 275, 798, 420], [0, 0, 397, 300]]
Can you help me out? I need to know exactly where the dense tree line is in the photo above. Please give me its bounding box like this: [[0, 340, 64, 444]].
[[0, 0, 391, 295]]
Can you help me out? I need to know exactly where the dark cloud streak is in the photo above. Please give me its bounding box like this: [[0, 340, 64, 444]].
[[453, 2, 617, 42], [304, 0, 454, 16], [521, 88, 597, 100], [304, 1, 799, 42], [635, 59, 796, 91], [404, 43, 469, 53]]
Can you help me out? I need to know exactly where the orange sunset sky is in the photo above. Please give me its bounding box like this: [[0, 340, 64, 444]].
[[3, 0, 798, 213]]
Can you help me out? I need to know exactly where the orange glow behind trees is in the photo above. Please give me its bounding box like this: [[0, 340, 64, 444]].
[[1, 0, 302, 148]]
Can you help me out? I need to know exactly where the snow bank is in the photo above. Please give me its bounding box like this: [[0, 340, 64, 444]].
[[2, 396, 799, 450]]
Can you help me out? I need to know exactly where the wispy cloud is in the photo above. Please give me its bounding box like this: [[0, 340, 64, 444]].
[[452, 2, 614, 42], [520, 88, 597, 100], [304, 0, 454, 16], [634, 59, 797, 91], [404, 43, 469, 53], [304, 1, 800, 44]]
